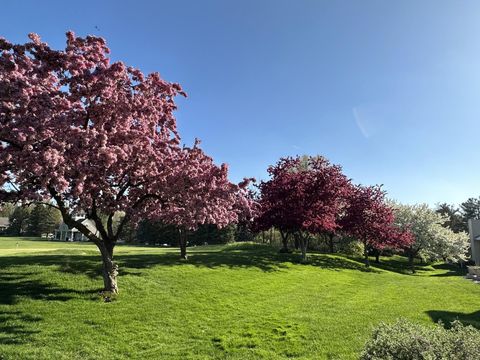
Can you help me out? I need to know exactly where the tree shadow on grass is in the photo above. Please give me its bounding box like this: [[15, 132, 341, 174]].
[[0, 271, 95, 305], [429, 263, 467, 277], [0, 244, 376, 282], [0, 253, 101, 279], [426, 310, 480, 329], [0, 254, 101, 305], [0, 310, 42, 345], [115, 246, 376, 273], [346, 256, 465, 277]]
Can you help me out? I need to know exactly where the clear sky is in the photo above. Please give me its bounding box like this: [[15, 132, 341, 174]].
[[2, 0, 480, 206]]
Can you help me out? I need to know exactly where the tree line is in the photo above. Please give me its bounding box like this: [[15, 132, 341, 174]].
[[252, 155, 470, 272], [0, 32, 471, 295], [0, 203, 254, 247], [0, 203, 61, 237]]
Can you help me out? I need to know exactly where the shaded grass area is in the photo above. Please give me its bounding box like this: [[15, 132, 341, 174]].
[[0, 238, 480, 359]]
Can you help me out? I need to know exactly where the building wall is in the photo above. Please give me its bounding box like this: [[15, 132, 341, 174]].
[[468, 219, 480, 265]]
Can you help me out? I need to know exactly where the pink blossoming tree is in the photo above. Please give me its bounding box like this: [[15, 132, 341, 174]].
[[150, 141, 256, 259], [340, 185, 413, 267], [0, 32, 251, 293]]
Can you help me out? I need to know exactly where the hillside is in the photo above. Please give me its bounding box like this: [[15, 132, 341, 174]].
[[1, 238, 479, 359]]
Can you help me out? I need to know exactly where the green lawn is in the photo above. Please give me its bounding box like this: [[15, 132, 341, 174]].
[[0, 237, 479, 359]]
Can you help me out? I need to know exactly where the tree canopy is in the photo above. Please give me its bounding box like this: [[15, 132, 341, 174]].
[[255, 156, 352, 260], [392, 202, 469, 272], [340, 186, 413, 266]]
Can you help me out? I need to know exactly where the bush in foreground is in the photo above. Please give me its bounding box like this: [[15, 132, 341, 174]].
[[361, 318, 480, 360]]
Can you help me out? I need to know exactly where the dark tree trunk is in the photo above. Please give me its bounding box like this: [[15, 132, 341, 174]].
[[371, 248, 381, 264], [408, 253, 415, 273], [364, 245, 370, 268], [294, 237, 299, 250], [300, 242, 307, 261], [279, 230, 290, 253], [48, 185, 122, 295], [179, 228, 188, 260], [328, 233, 335, 253], [297, 233, 309, 262], [98, 241, 119, 294]]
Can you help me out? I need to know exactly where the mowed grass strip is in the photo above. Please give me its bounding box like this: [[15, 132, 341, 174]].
[[0, 238, 479, 359]]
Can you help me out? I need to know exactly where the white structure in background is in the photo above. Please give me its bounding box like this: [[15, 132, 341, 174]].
[[468, 219, 480, 265], [0, 217, 9, 232], [55, 217, 98, 241]]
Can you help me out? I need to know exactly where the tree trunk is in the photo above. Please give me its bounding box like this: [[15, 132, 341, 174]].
[[279, 230, 290, 253], [98, 242, 119, 294], [297, 233, 308, 262], [371, 247, 381, 264], [364, 245, 370, 268], [300, 243, 307, 261], [408, 253, 415, 274], [179, 228, 188, 260], [328, 233, 335, 253], [294, 237, 299, 250]]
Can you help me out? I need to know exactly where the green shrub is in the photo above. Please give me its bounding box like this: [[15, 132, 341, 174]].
[[337, 237, 364, 257], [361, 318, 480, 360]]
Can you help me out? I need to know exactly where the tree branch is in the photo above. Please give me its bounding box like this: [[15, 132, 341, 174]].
[[89, 198, 110, 241]]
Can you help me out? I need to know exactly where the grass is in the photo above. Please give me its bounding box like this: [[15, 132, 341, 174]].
[[0, 238, 479, 359]]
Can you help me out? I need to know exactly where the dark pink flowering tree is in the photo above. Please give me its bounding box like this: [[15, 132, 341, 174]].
[[340, 185, 413, 267], [150, 141, 256, 259], [254, 158, 300, 252], [255, 156, 352, 260], [0, 32, 251, 293]]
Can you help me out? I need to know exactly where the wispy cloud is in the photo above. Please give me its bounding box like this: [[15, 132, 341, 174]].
[[352, 107, 370, 138], [352, 104, 389, 139]]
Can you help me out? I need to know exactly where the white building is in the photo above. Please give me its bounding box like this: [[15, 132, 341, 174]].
[[0, 217, 9, 232], [468, 219, 480, 265], [55, 218, 98, 241]]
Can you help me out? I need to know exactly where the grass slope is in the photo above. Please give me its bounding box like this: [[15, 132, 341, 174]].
[[0, 237, 479, 359]]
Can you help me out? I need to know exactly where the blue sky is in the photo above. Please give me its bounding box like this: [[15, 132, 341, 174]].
[[2, 0, 480, 206]]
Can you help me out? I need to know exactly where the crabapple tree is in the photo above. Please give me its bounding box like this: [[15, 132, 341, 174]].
[[341, 185, 413, 267], [0, 32, 251, 293], [255, 156, 352, 260]]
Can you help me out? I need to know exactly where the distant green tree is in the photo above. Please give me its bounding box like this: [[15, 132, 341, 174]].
[[117, 215, 136, 243], [136, 220, 178, 246], [436, 203, 464, 233], [191, 224, 236, 245], [27, 204, 61, 236], [8, 206, 31, 236], [235, 223, 255, 242], [460, 197, 480, 232], [135, 220, 238, 247], [0, 203, 15, 218]]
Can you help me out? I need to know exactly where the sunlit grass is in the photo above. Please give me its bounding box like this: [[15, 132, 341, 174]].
[[0, 238, 479, 359]]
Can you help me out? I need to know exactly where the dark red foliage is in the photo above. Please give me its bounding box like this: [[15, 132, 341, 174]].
[[255, 156, 352, 237], [340, 185, 413, 252]]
